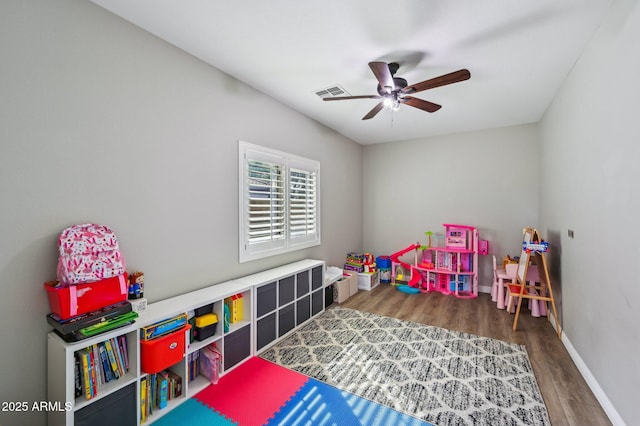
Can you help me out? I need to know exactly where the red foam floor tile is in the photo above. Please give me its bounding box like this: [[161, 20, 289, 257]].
[[194, 357, 308, 425]]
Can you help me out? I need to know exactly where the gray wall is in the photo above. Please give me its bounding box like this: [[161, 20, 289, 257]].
[[1, 0, 635, 425], [0, 1, 362, 425], [362, 124, 540, 290], [539, 1, 639, 424]]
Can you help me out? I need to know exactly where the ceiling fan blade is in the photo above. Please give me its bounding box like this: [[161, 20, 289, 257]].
[[369, 62, 395, 93], [402, 69, 471, 94], [400, 96, 442, 113], [322, 95, 381, 101], [362, 102, 385, 120]]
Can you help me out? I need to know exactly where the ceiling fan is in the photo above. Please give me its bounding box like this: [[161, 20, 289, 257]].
[[323, 62, 471, 120]]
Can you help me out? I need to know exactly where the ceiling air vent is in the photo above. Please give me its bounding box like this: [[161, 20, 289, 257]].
[[315, 85, 350, 99]]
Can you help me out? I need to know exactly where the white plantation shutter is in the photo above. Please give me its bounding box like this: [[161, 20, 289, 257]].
[[289, 166, 318, 242], [247, 159, 285, 243], [239, 141, 320, 262]]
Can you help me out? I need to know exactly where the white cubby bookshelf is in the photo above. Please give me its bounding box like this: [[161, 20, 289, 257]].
[[47, 259, 324, 425]]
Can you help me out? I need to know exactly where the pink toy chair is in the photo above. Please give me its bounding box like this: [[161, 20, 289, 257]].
[[492, 255, 516, 309]]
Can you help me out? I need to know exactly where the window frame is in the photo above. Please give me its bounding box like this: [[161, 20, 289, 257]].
[[239, 141, 320, 263]]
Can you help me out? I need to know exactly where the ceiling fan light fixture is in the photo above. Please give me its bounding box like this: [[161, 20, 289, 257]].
[[383, 95, 400, 111], [383, 97, 395, 109]]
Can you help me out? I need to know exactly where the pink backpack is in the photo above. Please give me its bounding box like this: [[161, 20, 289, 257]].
[[56, 224, 126, 285]]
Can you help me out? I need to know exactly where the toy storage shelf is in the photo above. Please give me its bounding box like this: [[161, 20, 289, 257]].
[[47, 324, 140, 426], [139, 281, 253, 424], [47, 259, 323, 426], [236, 259, 324, 354]]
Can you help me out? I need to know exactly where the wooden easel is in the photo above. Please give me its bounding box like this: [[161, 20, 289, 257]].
[[507, 228, 562, 338]]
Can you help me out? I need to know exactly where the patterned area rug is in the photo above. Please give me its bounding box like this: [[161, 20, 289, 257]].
[[260, 307, 551, 426]]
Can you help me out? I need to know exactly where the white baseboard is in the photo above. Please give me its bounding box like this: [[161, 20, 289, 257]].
[[477, 284, 624, 424], [549, 313, 626, 426]]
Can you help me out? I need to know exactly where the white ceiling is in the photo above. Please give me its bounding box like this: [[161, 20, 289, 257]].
[[90, 0, 612, 145]]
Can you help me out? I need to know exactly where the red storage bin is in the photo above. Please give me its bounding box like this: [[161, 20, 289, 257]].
[[140, 325, 190, 374], [44, 273, 128, 320]]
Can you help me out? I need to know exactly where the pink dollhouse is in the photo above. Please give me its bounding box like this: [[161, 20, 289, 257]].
[[392, 224, 479, 298]]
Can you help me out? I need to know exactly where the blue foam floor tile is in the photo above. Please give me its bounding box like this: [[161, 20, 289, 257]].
[[267, 379, 432, 426], [152, 398, 237, 426]]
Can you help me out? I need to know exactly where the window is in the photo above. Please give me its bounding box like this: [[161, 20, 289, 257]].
[[239, 141, 320, 262]]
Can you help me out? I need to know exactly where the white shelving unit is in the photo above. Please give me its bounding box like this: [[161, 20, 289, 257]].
[[234, 259, 324, 354], [47, 259, 323, 426], [47, 324, 140, 426], [136, 280, 253, 424]]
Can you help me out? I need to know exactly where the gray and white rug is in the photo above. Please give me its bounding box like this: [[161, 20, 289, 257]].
[[260, 306, 550, 426]]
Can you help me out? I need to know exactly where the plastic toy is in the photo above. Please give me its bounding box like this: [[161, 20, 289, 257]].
[[390, 243, 421, 284], [363, 253, 377, 273], [425, 231, 433, 248], [396, 284, 420, 295], [478, 239, 490, 255], [344, 252, 378, 273], [523, 241, 549, 253], [389, 224, 481, 298], [376, 255, 391, 283], [128, 271, 144, 300], [225, 294, 243, 323]]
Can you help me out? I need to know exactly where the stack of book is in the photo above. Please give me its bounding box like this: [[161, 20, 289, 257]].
[[140, 370, 182, 423], [74, 336, 130, 400]]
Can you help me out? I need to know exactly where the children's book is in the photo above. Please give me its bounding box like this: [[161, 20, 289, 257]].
[[140, 377, 147, 423], [98, 343, 112, 382], [158, 371, 169, 409], [104, 339, 120, 379], [166, 371, 182, 398], [112, 337, 125, 376], [74, 355, 82, 398]]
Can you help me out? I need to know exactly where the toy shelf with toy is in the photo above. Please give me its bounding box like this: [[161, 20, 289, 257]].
[[187, 301, 223, 353], [139, 296, 245, 424], [342, 252, 380, 291], [47, 278, 254, 426], [47, 325, 140, 425], [138, 282, 253, 424], [183, 288, 252, 401], [47, 260, 327, 426]]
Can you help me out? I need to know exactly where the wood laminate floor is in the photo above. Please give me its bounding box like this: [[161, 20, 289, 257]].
[[339, 284, 611, 426]]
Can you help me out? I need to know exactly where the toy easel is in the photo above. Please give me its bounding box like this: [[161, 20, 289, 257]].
[[507, 227, 561, 338]]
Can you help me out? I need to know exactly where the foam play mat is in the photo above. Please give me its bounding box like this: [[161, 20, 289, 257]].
[[153, 357, 430, 426]]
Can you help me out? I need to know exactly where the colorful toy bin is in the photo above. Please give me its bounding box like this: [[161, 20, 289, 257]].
[[376, 255, 392, 283]]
